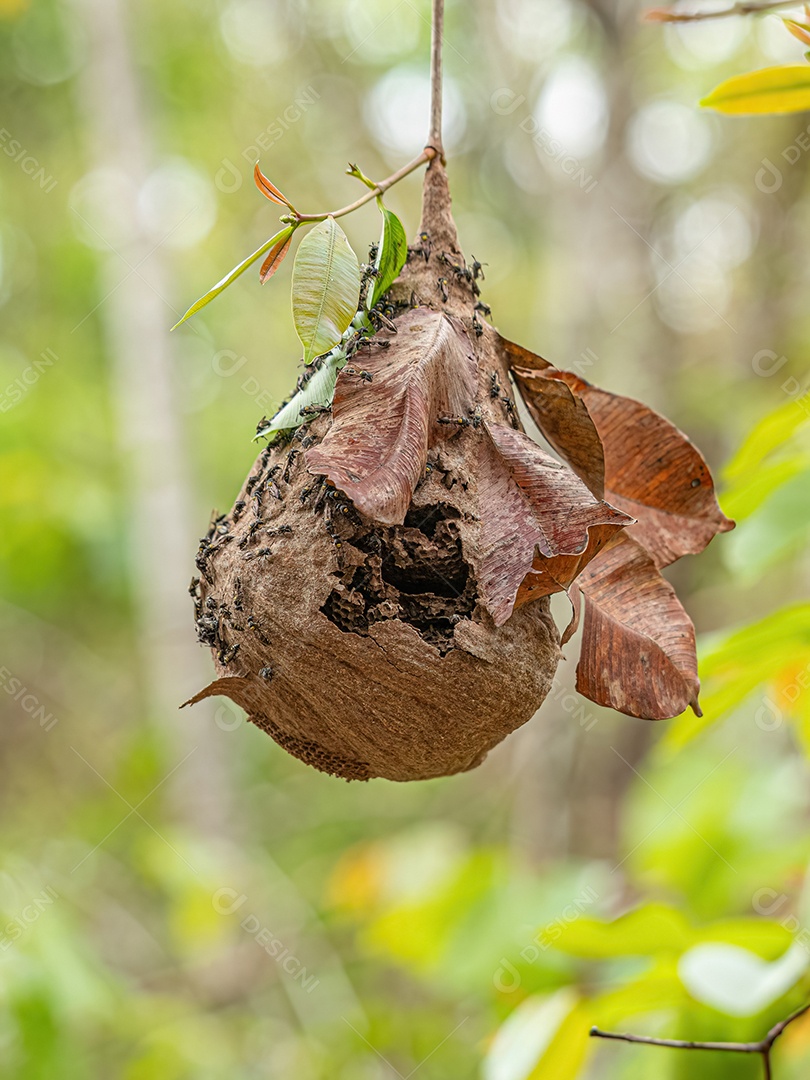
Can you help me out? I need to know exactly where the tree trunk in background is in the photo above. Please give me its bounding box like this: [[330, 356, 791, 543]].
[[68, 0, 230, 835]]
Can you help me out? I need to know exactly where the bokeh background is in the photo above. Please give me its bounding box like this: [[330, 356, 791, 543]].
[[2, 0, 810, 1076]]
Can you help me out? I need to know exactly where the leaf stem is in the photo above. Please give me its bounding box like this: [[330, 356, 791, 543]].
[[645, 0, 802, 22], [293, 147, 438, 223], [590, 1001, 810, 1079]]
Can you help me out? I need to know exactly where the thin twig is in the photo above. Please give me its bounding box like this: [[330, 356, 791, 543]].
[[294, 0, 445, 224], [293, 147, 438, 223], [430, 0, 444, 154], [591, 1001, 810, 1079], [644, 0, 802, 22]]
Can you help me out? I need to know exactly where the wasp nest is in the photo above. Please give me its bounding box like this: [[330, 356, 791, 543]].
[[184, 162, 580, 781], [185, 159, 730, 780]]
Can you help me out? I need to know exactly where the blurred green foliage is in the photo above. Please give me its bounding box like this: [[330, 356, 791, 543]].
[[1, 0, 810, 1077]]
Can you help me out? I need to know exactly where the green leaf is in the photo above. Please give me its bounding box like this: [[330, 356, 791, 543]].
[[701, 65, 810, 116], [172, 225, 295, 329], [292, 217, 361, 363], [255, 352, 344, 437], [484, 990, 590, 1080], [679, 941, 808, 1016], [724, 399, 810, 483], [367, 201, 408, 310], [545, 903, 693, 959], [662, 603, 810, 751], [725, 467, 810, 581]]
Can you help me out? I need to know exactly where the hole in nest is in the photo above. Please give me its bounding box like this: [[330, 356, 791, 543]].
[[403, 502, 458, 538], [320, 503, 476, 654]]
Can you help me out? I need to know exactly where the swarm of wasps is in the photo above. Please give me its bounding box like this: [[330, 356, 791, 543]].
[[433, 249, 490, 337]]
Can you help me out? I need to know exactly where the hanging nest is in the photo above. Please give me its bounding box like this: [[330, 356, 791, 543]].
[[184, 159, 732, 782]]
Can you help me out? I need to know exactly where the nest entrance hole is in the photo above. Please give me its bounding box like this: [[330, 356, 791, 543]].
[[321, 502, 476, 654]]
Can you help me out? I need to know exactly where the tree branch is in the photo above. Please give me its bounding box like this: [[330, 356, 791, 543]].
[[644, 0, 802, 22], [590, 1002, 810, 1079], [430, 0, 444, 155], [292, 147, 439, 223]]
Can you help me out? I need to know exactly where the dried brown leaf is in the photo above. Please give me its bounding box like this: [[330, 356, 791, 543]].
[[477, 422, 633, 626], [504, 338, 734, 566], [575, 534, 701, 719], [305, 308, 477, 525], [511, 366, 605, 497]]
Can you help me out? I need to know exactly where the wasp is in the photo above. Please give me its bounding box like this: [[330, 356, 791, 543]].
[[189, 577, 202, 618], [343, 365, 373, 382], [233, 576, 243, 611], [247, 615, 270, 644], [245, 546, 272, 562], [232, 499, 246, 521], [259, 666, 274, 681], [268, 480, 282, 500], [239, 519, 263, 549], [251, 485, 265, 517], [300, 403, 330, 417], [437, 415, 471, 428], [471, 256, 486, 280], [369, 303, 397, 333], [471, 313, 484, 338], [437, 277, 449, 303], [442, 253, 473, 285], [416, 230, 431, 261], [218, 642, 240, 665], [490, 372, 502, 398], [325, 521, 343, 549], [501, 394, 518, 427], [195, 540, 214, 584], [283, 448, 299, 484], [475, 301, 492, 318], [355, 337, 390, 352], [312, 477, 329, 512], [196, 613, 219, 646]]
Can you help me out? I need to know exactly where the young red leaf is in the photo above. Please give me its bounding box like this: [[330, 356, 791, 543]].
[[575, 535, 701, 720], [305, 308, 477, 525], [259, 229, 294, 283], [253, 163, 292, 208], [477, 422, 632, 626]]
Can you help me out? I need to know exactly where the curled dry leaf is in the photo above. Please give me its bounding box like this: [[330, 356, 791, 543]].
[[502, 338, 734, 567], [500, 334, 732, 719], [477, 422, 632, 626], [575, 535, 701, 720], [507, 366, 605, 497], [306, 308, 477, 525]]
